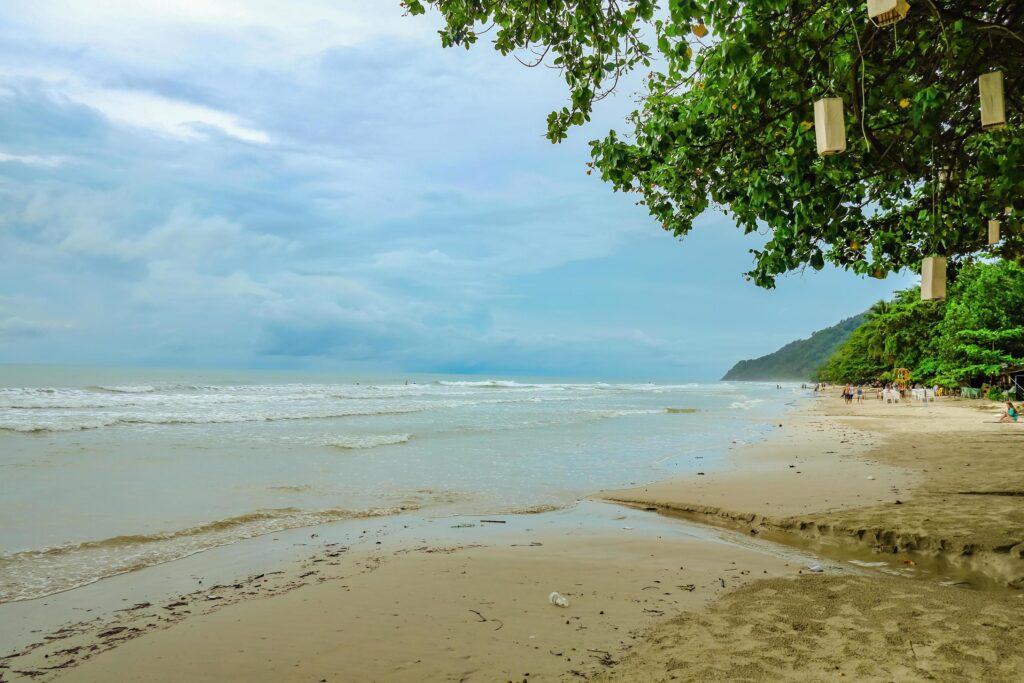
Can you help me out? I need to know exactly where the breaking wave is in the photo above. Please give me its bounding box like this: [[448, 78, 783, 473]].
[[729, 398, 766, 410], [325, 433, 412, 450]]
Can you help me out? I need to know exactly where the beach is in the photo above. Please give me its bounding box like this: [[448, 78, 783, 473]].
[[3, 391, 1024, 681]]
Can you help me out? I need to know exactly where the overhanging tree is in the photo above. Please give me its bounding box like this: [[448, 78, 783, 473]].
[[406, 1, 1023, 286]]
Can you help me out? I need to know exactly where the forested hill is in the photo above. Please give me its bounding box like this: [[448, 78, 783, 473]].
[[721, 314, 866, 381]]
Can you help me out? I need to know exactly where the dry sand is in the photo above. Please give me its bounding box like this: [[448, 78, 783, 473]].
[[595, 395, 1024, 681], [4, 394, 1024, 682], [597, 574, 1024, 682]]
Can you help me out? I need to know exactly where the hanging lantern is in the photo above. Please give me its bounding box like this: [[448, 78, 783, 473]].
[[921, 256, 946, 301], [979, 71, 1006, 131], [988, 219, 1001, 245], [814, 98, 847, 156], [868, 0, 910, 27]]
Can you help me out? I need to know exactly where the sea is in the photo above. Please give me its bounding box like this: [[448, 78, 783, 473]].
[[0, 365, 799, 604]]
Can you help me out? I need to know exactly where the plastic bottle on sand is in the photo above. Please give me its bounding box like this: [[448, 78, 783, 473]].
[[548, 591, 569, 608]]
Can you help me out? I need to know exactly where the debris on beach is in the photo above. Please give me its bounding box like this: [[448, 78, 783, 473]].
[[549, 591, 570, 608], [117, 602, 151, 612], [807, 564, 825, 573]]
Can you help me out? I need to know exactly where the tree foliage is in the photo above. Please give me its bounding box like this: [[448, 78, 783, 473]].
[[933, 259, 1024, 382], [817, 288, 943, 383], [817, 260, 1024, 385], [407, 0, 1024, 286]]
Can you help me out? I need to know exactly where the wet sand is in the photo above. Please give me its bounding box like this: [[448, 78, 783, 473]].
[[4, 395, 1024, 681], [605, 396, 1024, 584], [4, 503, 833, 682], [600, 408, 921, 518]]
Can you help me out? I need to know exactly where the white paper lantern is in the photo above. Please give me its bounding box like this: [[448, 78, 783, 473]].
[[868, 0, 910, 27], [814, 98, 847, 156], [988, 219, 1001, 245], [979, 71, 1006, 131], [921, 256, 946, 301]]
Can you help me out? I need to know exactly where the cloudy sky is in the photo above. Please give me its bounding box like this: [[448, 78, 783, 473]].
[[0, 1, 912, 380]]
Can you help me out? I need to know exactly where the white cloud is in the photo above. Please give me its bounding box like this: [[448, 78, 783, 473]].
[[66, 84, 271, 144], [55, 204, 295, 262], [0, 64, 272, 144], [0, 151, 68, 167], [2, 0, 426, 69], [0, 315, 73, 338]]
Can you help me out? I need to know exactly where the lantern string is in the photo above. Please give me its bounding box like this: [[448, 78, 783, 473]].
[[845, 9, 870, 151], [932, 143, 939, 246], [922, 0, 951, 52]]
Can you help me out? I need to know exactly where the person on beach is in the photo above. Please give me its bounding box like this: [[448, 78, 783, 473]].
[[856, 387, 863, 404], [1000, 402, 1019, 423]]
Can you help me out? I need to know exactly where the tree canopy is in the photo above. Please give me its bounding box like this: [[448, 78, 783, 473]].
[[817, 260, 1024, 386], [406, 1, 1023, 286]]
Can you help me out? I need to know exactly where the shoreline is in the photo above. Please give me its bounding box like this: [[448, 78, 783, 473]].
[[598, 395, 1024, 588], [4, 393, 1024, 680]]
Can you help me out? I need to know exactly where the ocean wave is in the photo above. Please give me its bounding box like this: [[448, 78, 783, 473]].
[[0, 505, 411, 604], [592, 408, 667, 418], [89, 385, 160, 394], [729, 398, 765, 410], [325, 433, 412, 450], [0, 405, 433, 434], [437, 380, 561, 389], [433, 380, 710, 393], [0, 423, 108, 434], [0, 379, 736, 435], [0, 393, 597, 434]]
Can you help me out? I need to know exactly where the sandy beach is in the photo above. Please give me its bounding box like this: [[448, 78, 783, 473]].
[[4, 394, 1024, 682], [598, 396, 1024, 680]]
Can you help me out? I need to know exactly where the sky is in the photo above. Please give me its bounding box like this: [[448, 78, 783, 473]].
[[0, 1, 915, 380]]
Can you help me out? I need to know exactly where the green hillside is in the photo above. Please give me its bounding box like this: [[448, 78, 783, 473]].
[[721, 314, 865, 381]]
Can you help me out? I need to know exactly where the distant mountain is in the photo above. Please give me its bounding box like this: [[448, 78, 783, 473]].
[[721, 314, 866, 381]]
